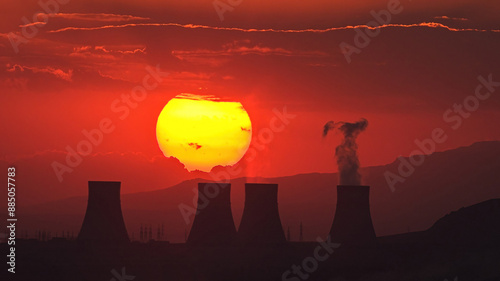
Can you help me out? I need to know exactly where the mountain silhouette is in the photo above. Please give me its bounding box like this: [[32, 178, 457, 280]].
[[427, 198, 500, 245], [12, 141, 500, 243]]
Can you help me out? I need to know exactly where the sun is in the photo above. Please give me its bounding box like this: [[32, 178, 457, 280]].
[[156, 94, 252, 172]]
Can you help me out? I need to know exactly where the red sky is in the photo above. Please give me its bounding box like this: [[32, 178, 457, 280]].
[[1, 0, 500, 204]]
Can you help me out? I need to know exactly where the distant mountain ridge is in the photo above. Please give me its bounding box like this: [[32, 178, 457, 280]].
[[12, 141, 500, 243]]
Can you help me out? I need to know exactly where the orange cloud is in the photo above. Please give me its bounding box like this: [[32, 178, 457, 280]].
[[19, 21, 47, 28], [434, 16, 469, 21], [174, 46, 326, 57], [57, 13, 149, 21], [49, 12, 149, 22], [6, 64, 73, 81], [169, 71, 214, 81], [94, 61, 154, 82], [18, 13, 149, 29], [69, 45, 146, 60], [172, 41, 328, 66], [94, 45, 146, 55], [48, 21, 500, 34]]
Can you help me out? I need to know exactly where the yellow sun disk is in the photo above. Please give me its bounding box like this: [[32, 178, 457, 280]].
[[156, 96, 252, 172]]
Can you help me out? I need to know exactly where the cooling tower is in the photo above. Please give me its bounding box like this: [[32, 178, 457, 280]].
[[238, 183, 286, 245], [187, 183, 237, 246], [329, 185, 377, 246], [77, 181, 129, 243]]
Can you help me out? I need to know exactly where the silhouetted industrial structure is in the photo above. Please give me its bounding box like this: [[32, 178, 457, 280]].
[[187, 183, 237, 246], [330, 185, 377, 245], [77, 181, 129, 243], [140, 224, 144, 241], [299, 222, 304, 242], [238, 183, 286, 245], [7, 175, 500, 281]]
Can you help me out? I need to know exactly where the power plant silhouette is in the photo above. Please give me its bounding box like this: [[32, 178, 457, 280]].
[[75, 181, 377, 247], [77, 181, 129, 244], [9, 137, 498, 280], [11, 179, 499, 281], [238, 183, 286, 245], [187, 182, 237, 246], [330, 185, 377, 245]]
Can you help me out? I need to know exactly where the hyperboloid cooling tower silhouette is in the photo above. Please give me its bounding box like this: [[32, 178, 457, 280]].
[[187, 183, 237, 246], [329, 185, 377, 246], [77, 181, 129, 243], [238, 183, 286, 245]]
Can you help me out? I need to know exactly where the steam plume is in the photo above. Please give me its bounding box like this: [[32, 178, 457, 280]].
[[323, 118, 368, 185]]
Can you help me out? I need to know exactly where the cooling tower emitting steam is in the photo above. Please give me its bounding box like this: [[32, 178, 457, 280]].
[[323, 118, 368, 185]]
